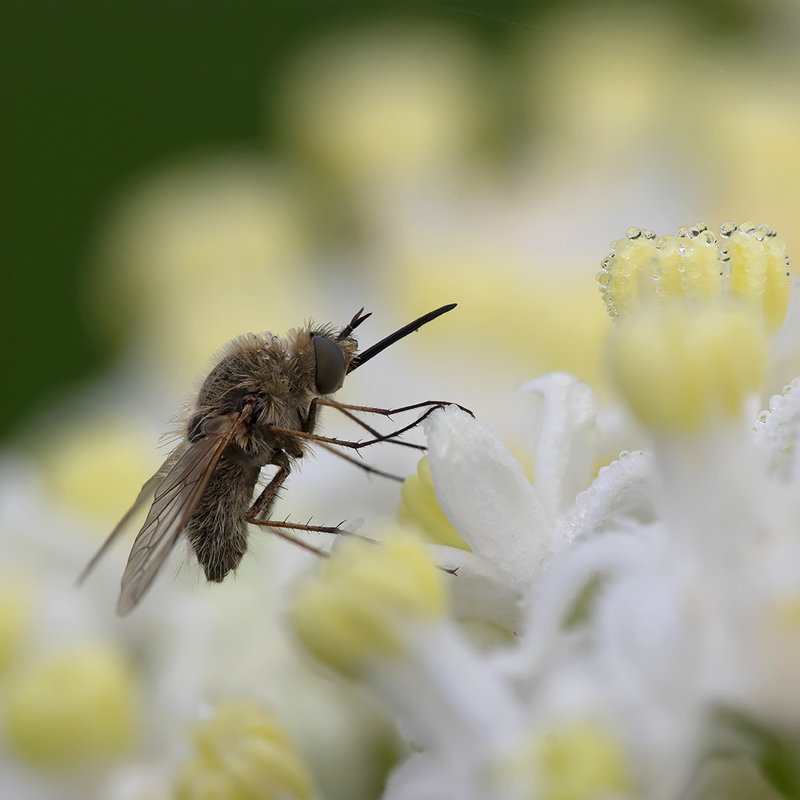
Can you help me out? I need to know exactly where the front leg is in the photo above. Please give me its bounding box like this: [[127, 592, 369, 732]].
[[267, 402, 448, 452], [309, 396, 424, 451]]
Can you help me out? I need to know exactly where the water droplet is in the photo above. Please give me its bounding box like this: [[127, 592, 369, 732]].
[[655, 235, 671, 250], [754, 224, 772, 241], [719, 221, 737, 238], [642, 229, 656, 240], [625, 227, 642, 240]]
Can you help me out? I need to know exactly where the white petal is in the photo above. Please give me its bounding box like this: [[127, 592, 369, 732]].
[[383, 753, 454, 800], [559, 449, 655, 546], [424, 406, 550, 590], [517, 373, 599, 519], [753, 378, 800, 483], [428, 545, 523, 631]]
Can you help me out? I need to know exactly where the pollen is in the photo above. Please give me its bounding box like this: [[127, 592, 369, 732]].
[[724, 222, 791, 335], [290, 535, 446, 677], [598, 222, 790, 335]]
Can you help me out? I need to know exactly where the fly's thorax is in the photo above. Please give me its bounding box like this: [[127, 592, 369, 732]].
[[195, 334, 291, 412], [187, 325, 361, 451]]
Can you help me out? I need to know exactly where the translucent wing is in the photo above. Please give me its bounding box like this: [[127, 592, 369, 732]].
[[76, 452, 178, 586], [116, 412, 243, 615]]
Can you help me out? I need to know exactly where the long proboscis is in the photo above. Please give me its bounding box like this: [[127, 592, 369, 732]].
[[347, 303, 457, 373]]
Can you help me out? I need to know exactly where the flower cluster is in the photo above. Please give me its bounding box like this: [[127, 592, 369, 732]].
[[289, 223, 800, 799]]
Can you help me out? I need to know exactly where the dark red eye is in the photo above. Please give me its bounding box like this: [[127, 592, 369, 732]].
[[313, 335, 346, 394]]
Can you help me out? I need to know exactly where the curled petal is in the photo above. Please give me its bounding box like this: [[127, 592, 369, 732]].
[[517, 372, 599, 520], [425, 406, 550, 590], [560, 449, 656, 545], [754, 378, 800, 483]]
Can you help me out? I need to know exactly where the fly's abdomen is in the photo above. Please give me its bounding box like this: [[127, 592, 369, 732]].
[[185, 457, 260, 582]]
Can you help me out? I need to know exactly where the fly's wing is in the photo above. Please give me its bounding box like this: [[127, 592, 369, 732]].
[[116, 412, 244, 616], [76, 451, 179, 586]]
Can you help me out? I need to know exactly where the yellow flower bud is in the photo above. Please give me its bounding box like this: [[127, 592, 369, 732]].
[[607, 304, 766, 431], [290, 536, 446, 677], [497, 722, 631, 800], [398, 457, 469, 550], [4, 644, 138, 768], [533, 723, 631, 800], [174, 703, 314, 800]]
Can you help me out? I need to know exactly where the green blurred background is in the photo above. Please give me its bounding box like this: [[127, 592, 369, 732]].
[[2, 0, 795, 440]]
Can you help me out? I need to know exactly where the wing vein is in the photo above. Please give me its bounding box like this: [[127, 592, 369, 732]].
[[115, 412, 244, 615]]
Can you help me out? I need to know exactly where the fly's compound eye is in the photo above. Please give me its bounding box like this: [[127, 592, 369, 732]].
[[313, 335, 346, 394]]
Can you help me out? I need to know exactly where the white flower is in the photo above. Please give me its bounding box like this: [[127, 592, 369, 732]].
[[288, 222, 800, 800], [420, 373, 654, 630]]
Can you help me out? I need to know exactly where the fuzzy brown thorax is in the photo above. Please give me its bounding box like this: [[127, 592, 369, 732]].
[[189, 325, 359, 462]]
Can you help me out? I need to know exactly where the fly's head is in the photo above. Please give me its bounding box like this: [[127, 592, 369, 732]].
[[302, 308, 372, 397]]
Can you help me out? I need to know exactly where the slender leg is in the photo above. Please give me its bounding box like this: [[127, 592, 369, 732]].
[[267, 403, 446, 451], [245, 452, 343, 557], [317, 441, 405, 482], [247, 518, 338, 557], [309, 397, 424, 451], [315, 397, 473, 417], [246, 453, 292, 520]]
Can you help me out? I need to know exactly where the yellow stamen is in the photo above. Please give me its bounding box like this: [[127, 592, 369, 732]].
[[725, 222, 790, 335], [598, 222, 790, 336], [607, 303, 766, 431], [4, 644, 138, 767], [533, 723, 632, 800], [174, 703, 314, 800], [290, 536, 446, 677]]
